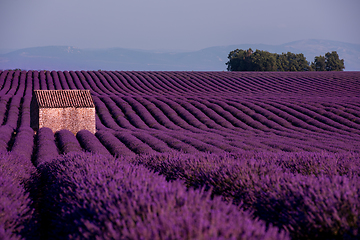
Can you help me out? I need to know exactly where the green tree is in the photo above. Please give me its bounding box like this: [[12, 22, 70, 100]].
[[226, 49, 311, 71], [276, 53, 289, 71], [311, 51, 344, 71], [250, 50, 277, 71], [312, 55, 326, 71], [226, 48, 254, 71], [226, 48, 277, 71], [276, 52, 311, 71], [325, 51, 344, 71]]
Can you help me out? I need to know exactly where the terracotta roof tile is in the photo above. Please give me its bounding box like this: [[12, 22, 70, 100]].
[[33, 90, 95, 108]]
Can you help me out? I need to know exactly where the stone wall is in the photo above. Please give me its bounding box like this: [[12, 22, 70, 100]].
[[38, 107, 95, 134]]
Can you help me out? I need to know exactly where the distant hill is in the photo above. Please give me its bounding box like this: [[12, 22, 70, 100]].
[[0, 39, 359, 71]]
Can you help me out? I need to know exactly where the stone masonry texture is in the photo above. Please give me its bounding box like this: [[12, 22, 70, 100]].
[[38, 108, 96, 134]]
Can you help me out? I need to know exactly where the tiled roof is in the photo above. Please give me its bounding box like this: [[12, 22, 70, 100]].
[[33, 90, 95, 108]]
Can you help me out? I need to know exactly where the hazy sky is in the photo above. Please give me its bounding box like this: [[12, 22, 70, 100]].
[[1, 0, 359, 51]]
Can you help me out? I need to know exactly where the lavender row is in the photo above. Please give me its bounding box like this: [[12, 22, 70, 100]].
[[125, 71, 158, 94], [287, 101, 360, 134], [85, 71, 113, 95], [92, 96, 122, 130], [130, 131, 172, 153], [93, 71, 125, 94], [100, 96, 138, 129], [161, 72, 205, 94], [137, 71, 174, 94], [118, 71, 148, 94], [13, 71, 26, 96], [111, 71, 143, 94], [0, 152, 38, 239], [0, 95, 10, 125], [4, 96, 22, 129], [97, 71, 128, 94], [113, 131, 155, 154], [10, 127, 34, 161], [0, 70, 7, 91], [275, 100, 357, 135], [0, 70, 17, 96], [158, 96, 209, 130], [122, 96, 168, 130], [135, 96, 183, 130], [1, 71, 360, 98], [133, 151, 360, 239], [174, 97, 226, 130], [190, 98, 253, 130], [69, 71, 86, 89], [37, 152, 288, 239], [321, 102, 360, 125], [80, 70, 108, 95], [151, 72, 189, 94], [147, 96, 202, 132], [76, 129, 110, 155], [111, 96, 149, 129], [57, 71, 69, 89], [18, 96, 32, 128], [0, 125, 13, 152], [0, 70, 359, 153], [165, 131, 225, 154], [34, 127, 59, 167], [149, 131, 200, 153], [250, 100, 320, 134], [300, 102, 360, 132], [261, 99, 355, 136], [95, 130, 136, 157], [55, 129, 83, 154]]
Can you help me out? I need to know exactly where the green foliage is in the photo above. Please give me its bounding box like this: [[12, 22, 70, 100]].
[[276, 52, 311, 71], [226, 48, 254, 71], [311, 52, 344, 71], [325, 51, 345, 71], [251, 50, 277, 71], [312, 55, 326, 71], [226, 49, 345, 72], [226, 49, 312, 72]]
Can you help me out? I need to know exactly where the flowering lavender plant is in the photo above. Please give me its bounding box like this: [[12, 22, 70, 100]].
[[38, 152, 289, 240], [0, 152, 37, 239], [55, 129, 82, 154], [35, 127, 59, 167], [133, 151, 360, 239]]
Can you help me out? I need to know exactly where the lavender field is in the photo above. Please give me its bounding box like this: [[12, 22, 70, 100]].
[[1, 70, 360, 239]]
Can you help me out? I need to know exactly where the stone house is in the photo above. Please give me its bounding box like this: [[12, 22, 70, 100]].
[[31, 90, 96, 134]]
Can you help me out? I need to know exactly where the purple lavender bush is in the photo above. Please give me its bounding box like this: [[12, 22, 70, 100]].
[[38, 152, 289, 240], [0, 174, 32, 240], [0, 125, 14, 152], [149, 132, 199, 154], [11, 127, 34, 161], [99, 96, 135, 129], [0, 152, 38, 239], [133, 151, 360, 239], [76, 129, 110, 156], [35, 127, 59, 167], [92, 96, 122, 130], [131, 131, 173, 153], [4, 96, 22, 130], [114, 131, 155, 154], [134, 97, 183, 130], [95, 130, 136, 157], [111, 96, 149, 129], [253, 172, 360, 239], [122, 96, 167, 130], [55, 129, 82, 154]]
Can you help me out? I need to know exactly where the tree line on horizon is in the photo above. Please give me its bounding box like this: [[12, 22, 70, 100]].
[[226, 49, 345, 72]]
